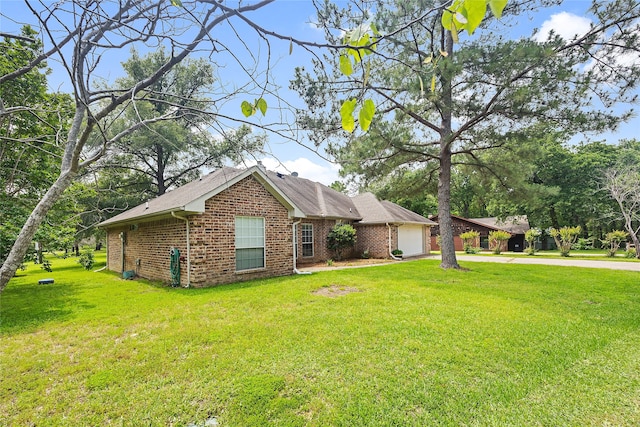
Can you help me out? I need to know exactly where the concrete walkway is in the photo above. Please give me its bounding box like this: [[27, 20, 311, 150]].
[[454, 254, 640, 272], [300, 254, 640, 273]]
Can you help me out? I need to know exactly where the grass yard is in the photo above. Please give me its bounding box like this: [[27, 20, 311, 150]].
[[2, 253, 640, 426]]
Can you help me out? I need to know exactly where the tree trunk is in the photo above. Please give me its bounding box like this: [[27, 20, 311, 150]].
[[0, 172, 76, 291], [437, 30, 460, 270], [549, 206, 559, 229], [156, 144, 166, 196], [438, 146, 459, 269], [36, 241, 43, 264], [630, 232, 640, 259]]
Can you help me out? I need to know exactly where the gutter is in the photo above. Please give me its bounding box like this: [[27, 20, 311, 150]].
[[171, 211, 191, 287], [292, 219, 311, 275], [386, 223, 403, 260]]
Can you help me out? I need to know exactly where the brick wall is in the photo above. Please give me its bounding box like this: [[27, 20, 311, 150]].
[[354, 224, 396, 258], [106, 218, 187, 284], [431, 217, 494, 238], [105, 175, 294, 287], [356, 224, 432, 258], [295, 219, 357, 264], [423, 225, 432, 254], [190, 176, 293, 286]]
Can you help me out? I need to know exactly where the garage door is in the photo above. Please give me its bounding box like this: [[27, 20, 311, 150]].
[[398, 225, 424, 257]]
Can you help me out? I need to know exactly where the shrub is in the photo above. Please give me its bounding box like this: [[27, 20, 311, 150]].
[[573, 237, 594, 250], [601, 230, 629, 257], [488, 230, 511, 254], [391, 249, 403, 257], [326, 224, 356, 261], [41, 259, 52, 272], [524, 228, 542, 255], [549, 226, 581, 257], [460, 231, 480, 254], [78, 247, 95, 270], [625, 249, 636, 259]]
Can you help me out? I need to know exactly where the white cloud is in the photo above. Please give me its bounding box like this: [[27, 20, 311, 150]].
[[534, 12, 591, 42], [243, 157, 341, 186], [307, 18, 322, 32]]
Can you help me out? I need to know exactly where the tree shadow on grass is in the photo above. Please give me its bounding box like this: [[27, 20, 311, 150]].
[[157, 274, 305, 297], [0, 281, 87, 335]]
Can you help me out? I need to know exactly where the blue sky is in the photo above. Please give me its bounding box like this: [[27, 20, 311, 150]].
[[1, 1, 637, 185]]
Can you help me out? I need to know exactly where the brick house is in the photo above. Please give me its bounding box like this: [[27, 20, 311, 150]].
[[99, 165, 436, 287], [430, 214, 530, 252]]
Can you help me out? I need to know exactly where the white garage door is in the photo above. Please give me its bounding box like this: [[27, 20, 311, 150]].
[[398, 225, 424, 257]]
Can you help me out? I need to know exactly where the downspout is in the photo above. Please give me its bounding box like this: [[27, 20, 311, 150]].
[[171, 211, 191, 287], [120, 231, 125, 272], [293, 219, 311, 275], [387, 223, 403, 260], [105, 231, 109, 270]]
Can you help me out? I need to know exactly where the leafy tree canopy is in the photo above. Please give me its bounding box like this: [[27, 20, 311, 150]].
[[292, 0, 640, 267]]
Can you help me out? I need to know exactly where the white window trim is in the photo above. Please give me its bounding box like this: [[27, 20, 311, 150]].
[[235, 216, 266, 272], [301, 223, 314, 257]]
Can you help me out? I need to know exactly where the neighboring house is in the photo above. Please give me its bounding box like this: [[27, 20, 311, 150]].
[[430, 215, 530, 252], [99, 165, 436, 287]]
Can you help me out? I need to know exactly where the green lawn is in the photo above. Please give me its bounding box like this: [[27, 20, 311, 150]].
[[2, 253, 640, 426]]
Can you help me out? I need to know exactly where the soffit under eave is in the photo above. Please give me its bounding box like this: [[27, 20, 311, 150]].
[[99, 208, 201, 229], [355, 220, 435, 226]]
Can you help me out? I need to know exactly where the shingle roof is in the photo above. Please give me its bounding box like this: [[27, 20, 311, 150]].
[[98, 166, 304, 227], [469, 216, 530, 234], [98, 166, 435, 227], [351, 192, 437, 225], [264, 170, 361, 220]]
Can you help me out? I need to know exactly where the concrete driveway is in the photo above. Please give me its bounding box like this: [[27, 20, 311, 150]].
[[300, 254, 640, 273], [454, 254, 640, 272]]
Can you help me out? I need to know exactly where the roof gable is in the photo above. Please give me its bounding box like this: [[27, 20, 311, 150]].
[[99, 166, 304, 227], [431, 214, 530, 234], [351, 192, 437, 225], [470, 216, 530, 234]]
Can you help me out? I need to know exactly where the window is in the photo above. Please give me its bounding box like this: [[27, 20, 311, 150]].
[[301, 223, 314, 257], [235, 217, 265, 271]]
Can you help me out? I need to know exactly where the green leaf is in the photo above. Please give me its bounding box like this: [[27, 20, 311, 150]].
[[488, 0, 508, 18], [462, 0, 487, 35], [418, 75, 424, 97], [347, 47, 362, 63], [441, 9, 455, 31], [256, 98, 267, 116], [441, 0, 463, 31], [241, 100, 253, 117], [289, 38, 293, 55], [451, 24, 459, 43], [339, 55, 353, 76], [340, 99, 357, 133], [431, 74, 436, 93], [370, 22, 380, 36], [356, 33, 370, 48], [170, 0, 183, 6], [359, 99, 375, 132]]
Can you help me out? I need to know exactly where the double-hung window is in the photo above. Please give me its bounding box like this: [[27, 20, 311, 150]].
[[301, 223, 314, 257], [235, 216, 265, 271]]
